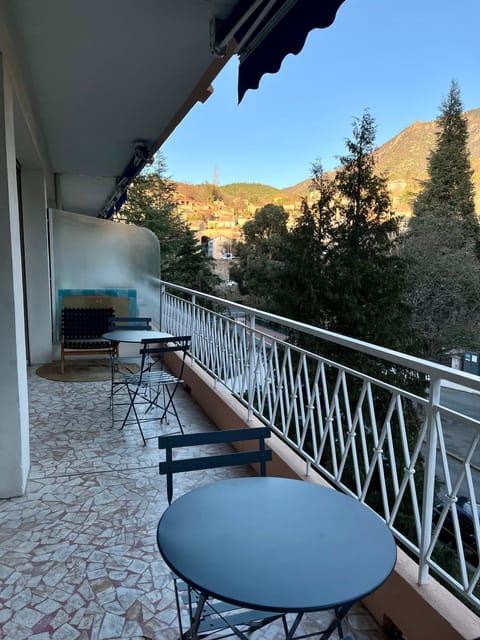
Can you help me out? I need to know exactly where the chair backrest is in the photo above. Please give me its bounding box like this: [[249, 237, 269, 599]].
[[134, 335, 191, 381], [62, 307, 114, 339], [108, 316, 152, 331], [158, 427, 272, 504], [139, 334, 190, 369]]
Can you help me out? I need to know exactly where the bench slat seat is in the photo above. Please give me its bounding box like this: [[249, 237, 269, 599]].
[[63, 339, 112, 349]]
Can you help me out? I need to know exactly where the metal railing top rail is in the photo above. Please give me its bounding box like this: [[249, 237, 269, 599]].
[[160, 280, 480, 392]]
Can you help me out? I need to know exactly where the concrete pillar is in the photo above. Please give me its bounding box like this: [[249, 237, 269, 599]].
[[0, 54, 30, 497], [22, 168, 52, 364]]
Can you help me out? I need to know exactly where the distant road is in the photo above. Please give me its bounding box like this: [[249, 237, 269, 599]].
[[436, 386, 480, 498]]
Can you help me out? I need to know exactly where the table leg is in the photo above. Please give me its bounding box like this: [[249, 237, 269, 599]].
[[282, 602, 353, 640], [185, 594, 283, 640], [182, 590, 352, 640], [184, 591, 207, 640], [284, 612, 304, 638], [315, 603, 353, 640]]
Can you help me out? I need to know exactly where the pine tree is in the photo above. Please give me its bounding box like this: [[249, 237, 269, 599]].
[[282, 111, 409, 352], [121, 155, 219, 293], [327, 110, 406, 349], [230, 204, 289, 310], [279, 162, 336, 329], [279, 114, 423, 538]]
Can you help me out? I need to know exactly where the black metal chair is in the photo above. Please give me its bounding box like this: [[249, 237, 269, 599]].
[[108, 316, 152, 414], [158, 427, 272, 504], [120, 335, 191, 445], [158, 427, 285, 639], [108, 316, 152, 331]]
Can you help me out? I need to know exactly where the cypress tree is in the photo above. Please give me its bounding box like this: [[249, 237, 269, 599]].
[[404, 81, 480, 358], [412, 80, 476, 228]]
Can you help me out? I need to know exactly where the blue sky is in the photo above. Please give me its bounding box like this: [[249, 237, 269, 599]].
[[160, 0, 480, 189]]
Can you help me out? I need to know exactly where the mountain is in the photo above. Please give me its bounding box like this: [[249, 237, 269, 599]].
[[175, 181, 299, 208], [374, 108, 480, 215], [174, 108, 480, 222]]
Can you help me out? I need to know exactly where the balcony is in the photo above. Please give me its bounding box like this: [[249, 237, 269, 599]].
[[2, 4, 478, 636], [1, 282, 479, 640], [0, 366, 385, 639]]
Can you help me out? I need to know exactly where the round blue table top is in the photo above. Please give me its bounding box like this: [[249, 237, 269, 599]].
[[157, 476, 396, 613], [102, 330, 172, 343]]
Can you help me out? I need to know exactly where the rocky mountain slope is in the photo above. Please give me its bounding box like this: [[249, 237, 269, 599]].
[[374, 108, 480, 215], [175, 108, 480, 219]]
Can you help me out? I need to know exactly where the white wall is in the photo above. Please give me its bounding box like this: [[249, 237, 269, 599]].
[[0, 56, 30, 497], [50, 210, 161, 330], [22, 168, 52, 364]]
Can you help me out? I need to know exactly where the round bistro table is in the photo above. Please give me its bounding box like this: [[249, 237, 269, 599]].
[[102, 329, 172, 343], [157, 476, 396, 639]]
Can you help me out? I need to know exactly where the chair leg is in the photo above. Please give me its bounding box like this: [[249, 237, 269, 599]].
[[148, 382, 184, 433], [160, 386, 184, 434], [120, 374, 184, 445], [121, 382, 147, 446], [109, 355, 115, 411]]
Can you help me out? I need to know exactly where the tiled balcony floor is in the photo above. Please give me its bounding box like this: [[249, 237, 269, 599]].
[[0, 367, 390, 640]]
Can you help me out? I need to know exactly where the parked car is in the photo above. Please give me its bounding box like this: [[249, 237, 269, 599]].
[[433, 496, 480, 562]]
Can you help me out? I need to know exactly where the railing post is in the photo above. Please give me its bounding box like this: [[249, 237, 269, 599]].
[[191, 293, 196, 332], [247, 312, 256, 421], [418, 374, 441, 584], [159, 282, 166, 330], [190, 293, 196, 363]]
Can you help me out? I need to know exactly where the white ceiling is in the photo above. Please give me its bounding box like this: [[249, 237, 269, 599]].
[[3, 0, 244, 213]]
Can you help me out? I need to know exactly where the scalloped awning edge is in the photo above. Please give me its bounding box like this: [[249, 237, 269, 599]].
[[237, 0, 346, 103]]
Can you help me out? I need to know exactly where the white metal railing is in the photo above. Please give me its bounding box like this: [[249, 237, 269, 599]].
[[160, 281, 480, 610]]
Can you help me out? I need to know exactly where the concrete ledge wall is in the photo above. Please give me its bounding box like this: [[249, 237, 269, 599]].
[[364, 550, 480, 640], [166, 353, 480, 640]]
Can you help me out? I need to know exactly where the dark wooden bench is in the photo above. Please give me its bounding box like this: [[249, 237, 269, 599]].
[[60, 307, 114, 373]]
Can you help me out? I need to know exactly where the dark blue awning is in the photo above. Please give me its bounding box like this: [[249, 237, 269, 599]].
[[235, 0, 346, 103], [100, 143, 152, 219], [102, 0, 346, 217]]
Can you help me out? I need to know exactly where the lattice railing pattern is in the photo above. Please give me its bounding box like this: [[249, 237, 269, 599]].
[[160, 284, 480, 610]]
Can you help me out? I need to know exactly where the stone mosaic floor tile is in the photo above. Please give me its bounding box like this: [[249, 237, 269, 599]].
[[0, 367, 388, 639]]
